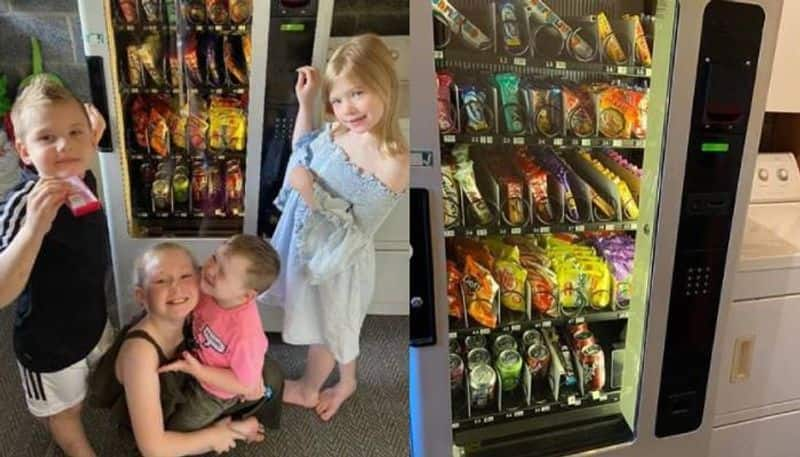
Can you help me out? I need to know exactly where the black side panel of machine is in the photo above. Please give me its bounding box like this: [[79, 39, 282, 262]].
[[655, 1, 764, 437], [410, 188, 437, 347]]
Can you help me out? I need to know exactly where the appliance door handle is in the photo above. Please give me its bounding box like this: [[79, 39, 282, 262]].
[[85, 56, 113, 152], [730, 335, 755, 383]]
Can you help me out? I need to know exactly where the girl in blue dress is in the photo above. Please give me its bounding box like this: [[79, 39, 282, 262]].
[[259, 34, 409, 421]]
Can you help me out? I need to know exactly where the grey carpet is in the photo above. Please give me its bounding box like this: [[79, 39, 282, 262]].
[[0, 309, 408, 457]]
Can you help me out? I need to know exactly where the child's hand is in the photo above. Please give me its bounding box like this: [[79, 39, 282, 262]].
[[295, 66, 319, 109], [241, 383, 265, 402], [158, 350, 202, 377], [23, 178, 70, 237], [210, 417, 246, 453], [84, 103, 106, 147], [289, 166, 314, 193], [288, 166, 316, 208], [228, 416, 265, 443]]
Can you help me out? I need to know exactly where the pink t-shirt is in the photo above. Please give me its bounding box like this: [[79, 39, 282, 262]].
[[191, 293, 268, 399]]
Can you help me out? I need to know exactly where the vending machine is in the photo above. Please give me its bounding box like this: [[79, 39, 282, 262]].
[[76, 0, 333, 324], [409, 0, 781, 456]]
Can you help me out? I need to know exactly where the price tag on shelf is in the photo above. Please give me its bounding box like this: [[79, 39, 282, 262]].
[[514, 410, 524, 418], [581, 139, 591, 146], [444, 230, 455, 238], [567, 396, 578, 406], [573, 316, 585, 324], [600, 393, 608, 401], [513, 137, 525, 145], [465, 230, 474, 236], [482, 136, 493, 144], [476, 229, 488, 236], [452, 422, 460, 429], [483, 416, 495, 424], [540, 227, 551, 233], [514, 57, 526, 66], [480, 328, 491, 335], [541, 405, 550, 413], [434, 50, 444, 60], [541, 320, 552, 328], [537, 139, 546, 145], [449, 332, 457, 339], [511, 324, 521, 331], [617, 66, 629, 74], [605, 65, 615, 73], [591, 391, 601, 400], [553, 138, 564, 146], [618, 311, 629, 319], [511, 227, 522, 234], [645, 68, 652, 77], [555, 61, 566, 69], [574, 225, 585, 232], [443, 135, 456, 143], [612, 140, 623, 147], [214, 25, 223, 31]]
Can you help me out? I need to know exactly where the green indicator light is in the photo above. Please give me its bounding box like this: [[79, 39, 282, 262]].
[[701, 142, 729, 153], [280, 23, 305, 32]]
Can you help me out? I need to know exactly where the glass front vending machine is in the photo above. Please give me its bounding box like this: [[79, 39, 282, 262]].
[[76, 0, 333, 325], [409, 0, 782, 456]]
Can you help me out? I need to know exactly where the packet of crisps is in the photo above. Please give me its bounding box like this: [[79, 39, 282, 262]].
[[454, 160, 493, 225], [139, 34, 165, 86], [597, 12, 627, 64], [148, 107, 169, 157], [495, 255, 527, 312], [187, 98, 209, 152], [624, 14, 652, 66], [442, 162, 461, 228], [451, 237, 495, 269], [209, 96, 247, 151], [447, 260, 465, 320], [463, 255, 499, 328]]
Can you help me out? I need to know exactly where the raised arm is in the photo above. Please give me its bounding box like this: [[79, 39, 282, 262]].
[[118, 339, 245, 457], [292, 65, 319, 147], [0, 178, 70, 307]]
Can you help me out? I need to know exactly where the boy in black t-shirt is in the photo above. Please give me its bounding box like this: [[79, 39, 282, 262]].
[[0, 75, 111, 457]]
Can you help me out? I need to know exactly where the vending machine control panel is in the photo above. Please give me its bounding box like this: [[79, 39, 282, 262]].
[[257, 0, 320, 237], [655, 1, 765, 438]]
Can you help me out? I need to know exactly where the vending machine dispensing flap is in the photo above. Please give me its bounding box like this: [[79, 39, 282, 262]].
[[410, 188, 437, 347]]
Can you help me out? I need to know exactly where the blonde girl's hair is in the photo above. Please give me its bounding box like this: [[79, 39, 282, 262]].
[[322, 33, 408, 158], [132, 242, 198, 289]]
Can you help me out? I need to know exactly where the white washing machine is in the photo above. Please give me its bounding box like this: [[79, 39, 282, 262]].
[[711, 152, 800, 457]]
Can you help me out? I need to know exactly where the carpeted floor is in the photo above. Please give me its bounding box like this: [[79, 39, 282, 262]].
[[0, 309, 409, 457]]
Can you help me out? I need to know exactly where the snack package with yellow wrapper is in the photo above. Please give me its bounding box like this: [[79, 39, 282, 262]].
[[208, 96, 247, 151], [139, 34, 165, 86], [597, 12, 627, 64]]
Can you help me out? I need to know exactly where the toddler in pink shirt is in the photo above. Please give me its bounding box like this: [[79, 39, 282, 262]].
[[160, 234, 280, 431]]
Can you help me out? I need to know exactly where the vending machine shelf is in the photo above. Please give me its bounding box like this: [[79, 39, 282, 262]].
[[444, 221, 638, 238], [440, 134, 646, 150], [452, 389, 622, 432], [135, 216, 243, 238], [435, 50, 652, 79], [450, 310, 629, 339]]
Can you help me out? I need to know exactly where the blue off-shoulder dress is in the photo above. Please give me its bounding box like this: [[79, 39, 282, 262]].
[[259, 123, 405, 363]]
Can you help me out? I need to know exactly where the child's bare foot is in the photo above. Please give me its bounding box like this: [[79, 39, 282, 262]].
[[283, 379, 319, 408], [229, 416, 265, 443], [315, 380, 356, 421]]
